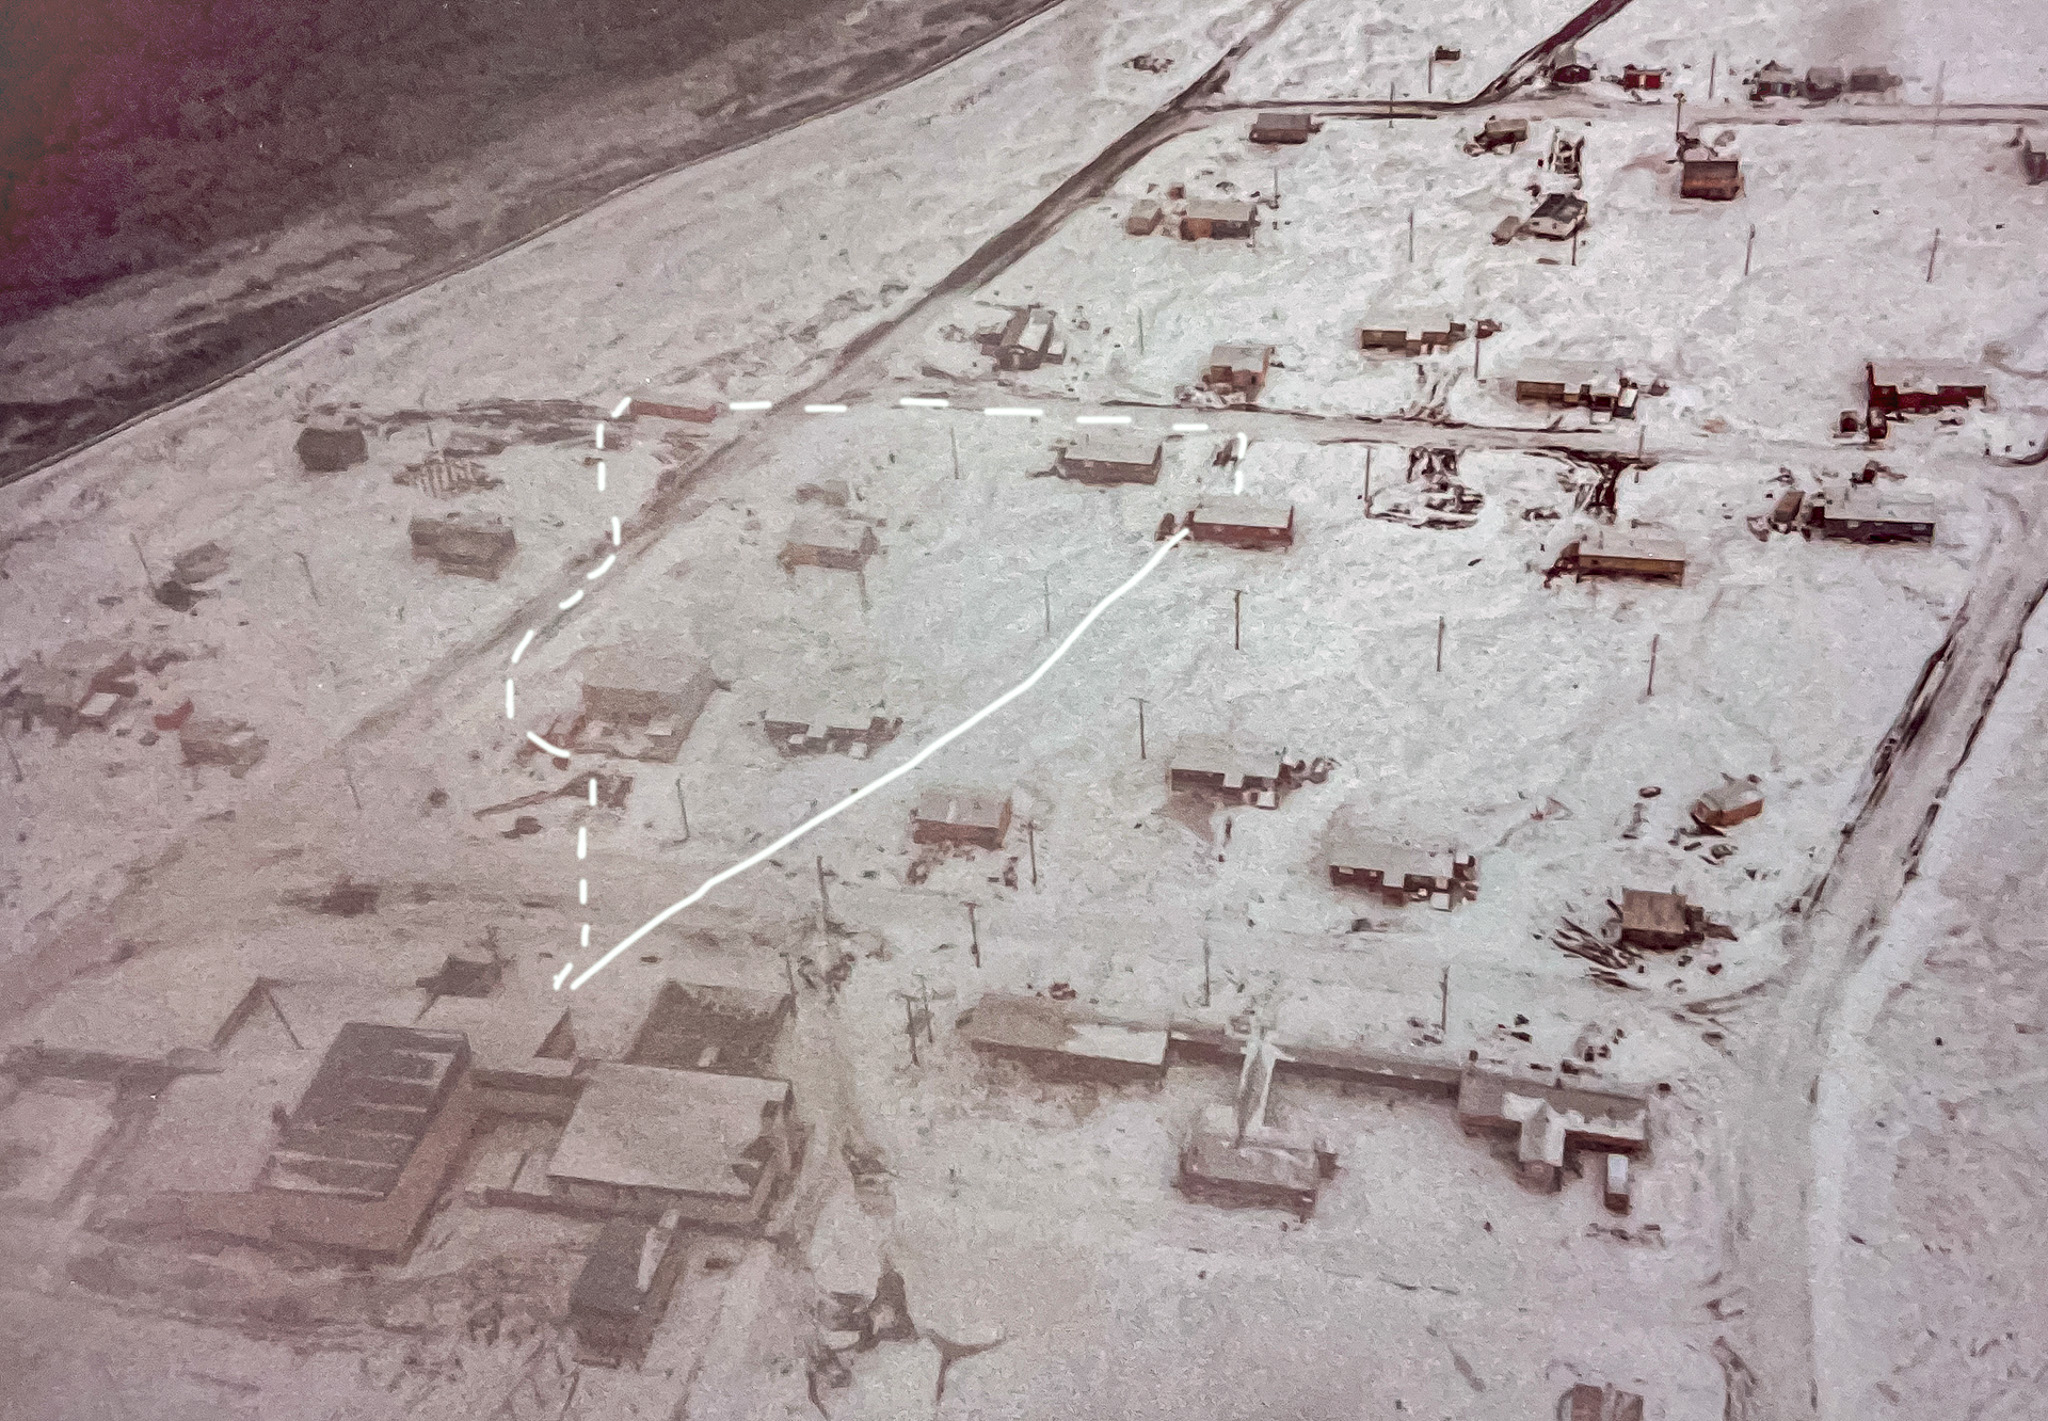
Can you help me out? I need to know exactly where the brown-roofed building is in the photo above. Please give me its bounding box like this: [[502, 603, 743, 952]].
[[1680, 156, 1743, 200], [1474, 116, 1529, 151], [956, 992, 1170, 1082], [1326, 824, 1479, 908], [1456, 1066, 1649, 1191], [1848, 65, 1900, 94], [1180, 199, 1258, 240], [1250, 111, 1313, 144], [911, 789, 1013, 850], [409, 512, 517, 580], [1865, 361, 1987, 414], [1750, 61, 1799, 98], [1564, 1383, 1648, 1421], [1055, 434, 1164, 485], [545, 1064, 797, 1230], [569, 1210, 689, 1367], [1169, 737, 1285, 806], [1803, 66, 1845, 100], [1186, 496, 1295, 550], [995, 306, 1061, 371], [627, 981, 793, 1076], [762, 707, 902, 758], [1549, 529, 1687, 585], [1205, 343, 1273, 394], [577, 647, 719, 764], [1125, 198, 1164, 235], [1619, 888, 1699, 950], [296, 425, 369, 473], [780, 513, 881, 572]]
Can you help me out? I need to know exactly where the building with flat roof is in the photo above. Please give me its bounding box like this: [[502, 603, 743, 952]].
[[627, 981, 793, 1076], [780, 513, 881, 572], [1619, 888, 1699, 950], [1325, 824, 1478, 908], [1168, 737, 1285, 806], [1250, 111, 1313, 144], [576, 647, 719, 764], [1456, 1067, 1650, 1191], [911, 789, 1013, 850], [1550, 528, 1687, 585], [1186, 497, 1295, 550], [956, 992, 1170, 1081], [1055, 434, 1164, 485], [1866, 362, 1988, 414], [1802, 490, 1936, 544], [569, 1211, 689, 1367], [546, 1064, 798, 1230], [1180, 199, 1257, 240]]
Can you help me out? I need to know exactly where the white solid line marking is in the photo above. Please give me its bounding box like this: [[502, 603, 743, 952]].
[[571, 530, 1195, 991], [1076, 415, 1132, 426], [610, 517, 622, 546], [730, 400, 773, 412], [899, 397, 950, 408], [1172, 423, 1210, 433], [596, 461, 607, 492], [579, 878, 589, 905], [553, 962, 575, 990], [581, 923, 592, 948], [511, 628, 537, 664], [1233, 432, 1249, 493], [558, 589, 585, 610], [577, 826, 588, 860], [504, 679, 516, 719], [595, 422, 605, 450], [610, 397, 632, 418], [804, 404, 849, 414], [985, 407, 1043, 419], [588, 776, 598, 806], [586, 554, 616, 581], [527, 731, 572, 759]]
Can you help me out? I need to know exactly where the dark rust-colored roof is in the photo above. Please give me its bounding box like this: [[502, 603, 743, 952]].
[[262, 1023, 468, 1201], [571, 1217, 657, 1319]]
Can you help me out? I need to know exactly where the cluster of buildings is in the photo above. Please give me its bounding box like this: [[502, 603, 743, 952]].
[[1748, 61, 1901, 102]]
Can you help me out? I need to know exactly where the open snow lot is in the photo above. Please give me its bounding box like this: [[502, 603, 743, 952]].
[[1217, 0, 1586, 104], [900, 110, 2048, 446]]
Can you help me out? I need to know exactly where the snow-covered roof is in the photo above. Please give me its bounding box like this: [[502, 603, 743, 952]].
[[1326, 828, 1458, 881], [1191, 496, 1293, 530], [1208, 342, 1273, 368], [1586, 528, 1687, 563], [1184, 199, 1257, 223], [914, 789, 1010, 830], [1867, 361, 1987, 391], [548, 1064, 792, 1199]]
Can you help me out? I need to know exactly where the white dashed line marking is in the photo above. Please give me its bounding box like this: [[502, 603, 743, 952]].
[[899, 397, 950, 408], [804, 403, 849, 414], [526, 731, 572, 759], [511, 628, 537, 664], [558, 589, 585, 610], [730, 400, 773, 412], [984, 407, 1043, 419], [586, 554, 616, 581], [609, 397, 632, 418], [610, 517, 622, 546], [1172, 422, 1211, 432], [504, 679, 516, 719], [553, 962, 575, 989], [1076, 415, 1132, 426]]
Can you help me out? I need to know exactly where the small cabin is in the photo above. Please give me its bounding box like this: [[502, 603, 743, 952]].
[[1524, 192, 1588, 239], [1186, 496, 1295, 550], [579, 649, 719, 762], [1680, 157, 1742, 200], [1549, 45, 1592, 84], [1326, 824, 1478, 909], [911, 789, 1012, 850], [1473, 116, 1529, 152], [1750, 61, 1799, 98], [762, 709, 901, 759], [1803, 66, 1844, 100], [1848, 66, 1900, 94], [1551, 528, 1687, 585], [1360, 315, 1468, 356], [1055, 435, 1163, 485], [627, 395, 717, 424], [1168, 738, 1284, 807], [1250, 112, 1313, 145], [1619, 888, 1699, 950], [1865, 362, 1987, 414], [1180, 199, 1258, 240], [1692, 779, 1764, 829], [780, 513, 880, 572], [1205, 343, 1273, 395], [1514, 361, 1623, 411], [995, 306, 1061, 370], [1125, 198, 1164, 235], [1769, 488, 1806, 532], [1619, 65, 1663, 91], [409, 512, 516, 580], [1802, 491, 1936, 544]]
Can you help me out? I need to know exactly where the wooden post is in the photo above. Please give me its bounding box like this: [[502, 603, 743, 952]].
[[1131, 696, 1148, 760], [1708, 53, 1717, 101], [783, 951, 799, 1000], [1637, 422, 1647, 460], [1043, 571, 1052, 637], [966, 902, 980, 968], [128, 534, 155, 589], [1473, 331, 1482, 379], [1743, 223, 1755, 277], [1364, 445, 1373, 512], [1233, 589, 1244, 651], [1439, 966, 1450, 1034], [1647, 634, 1660, 697], [0, 728, 22, 783], [1927, 228, 1941, 283], [674, 778, 690, 840], [1137, 309, 1145, 355], [1571, 226, 1579, 267], [905, 996, 921, 1066], [1026, 819, 1038, 887], [1389, 80, 1396, 129], [815, 854, 832, 931], [950, 427, 960, 480], [1408, 208, 1415, 263], [1675, 93, 1685, 137], [344, 764, 363, 812], [1436, 615, 1445, 672], [1202, 937, 1212, 1007], [295, 550, 320, 604], [1428, 52, 1435, 94]]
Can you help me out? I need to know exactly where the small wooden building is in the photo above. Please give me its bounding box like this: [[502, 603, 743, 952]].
[[956, 993, 1169, 1082], [1524, 192, 1588, 239], [1619, 65, 1663, 90], [1803, 66, 1845, 100], [1326, 824, 1478, 908], [1177, 1105, 1331, 1222], [1692, 779, 1764, 828], [911, 789, 1012, 850], [780, 513, 881, 572], [1680, 156, 1743, 200], [996, 306, 1060, 370], [1180, 199, 1258, 240], [1619, 888, 1698, 950], [409, 512, 516, 580], [1456, 1067, 1649, 1193], [1769, 488, 1806, 532], [1514, 360, 1623, 411], [1551, 528, 1687, 585], [1490, 214, 1524, 244], [1125, 198, 1164, 235], [1360, 315, 1468, 355], [579, 648, 719, 763], [1865, 362, 1987, 414], [1205, 343, 1273, 394], [1055, 434, 1164, 485], [1750, 61, 1799, 98], [1564, 1383, 1647, 1421], [763, 708, 901, 758], [628, 395, 717, 423], [1169, 738, 1284, 806], [1802, 490, 1936, 544], [569, 1211, 688, 1367], [1548, 45, 1592, 84], [296, 425, 368, 473], [1250, 111, 1313, 144], [1474, 116, 1529, 152], [1848, 65, 1900, 94], [1186, 496, 1295, 550]]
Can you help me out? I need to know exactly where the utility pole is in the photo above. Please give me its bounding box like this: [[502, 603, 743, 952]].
[[1026, 820, 1038, 887], [1436, 615, 1445, 672], [1137, 309, 1145, 355], [1675, 92, 1685, 138], [904, 996, 921, 1066], [295, 550, 321, 603], [965, 902, 980, 968], [1743, 223, 1755, 277], [1202, 936, 1212, 1007], [1389, 80, 1397, 129], [0, 728, 23, 783], [1927, 228, 1941, 284], [1571, 226, 1579, 267], [128, 534, 155, 590], [815, 854, 832, 931], [1407, 207, 1415, 263], [1439, 966, 1450, 1034], [1042, 571, 1052, 637], [950, 426, 960, 480], [782, 951, 799, 1001], [1363, 445, 1373, 511], [1708, 53, 1717, 101], [344, 764, 363, 812], [1647, 634, 1660, 697], [674, 778, 690, 840], [1233, 589, 1245, 651], [1131, 696, 1148, 760], [1428, 50, 1435, 94]]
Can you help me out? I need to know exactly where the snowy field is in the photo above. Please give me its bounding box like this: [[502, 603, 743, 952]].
[[1218, 0, 1586, 104]]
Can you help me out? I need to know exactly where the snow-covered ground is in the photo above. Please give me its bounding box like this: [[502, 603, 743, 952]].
[[1218, 0, 1586, 103]]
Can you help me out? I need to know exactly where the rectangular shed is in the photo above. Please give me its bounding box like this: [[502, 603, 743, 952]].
[[956, 992, 1169, 1082], [1515, 360, 1623, 410], [912, 789, 1013, 850], [1360, 315, 1468, 355], [1250, 112, 1313, 144], [1181, 199, 1258, 240], [1680, 157, 1742, 199], [1552, 528, 1687, 585], [1186, 496, 1295, 549], [1326, 825, 1478, 908], [1169, 738, 1284, 806], [1803, 491, 1936, 544], [409, 513, 516, 580], [1865, 362, 1987, 414], [1056, 435, 1164, 485]]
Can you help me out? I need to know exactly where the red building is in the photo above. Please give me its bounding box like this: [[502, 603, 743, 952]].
[[1866, 362, 1988, 414]]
